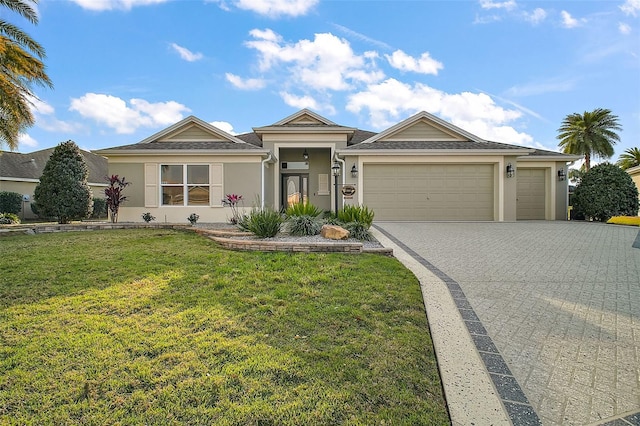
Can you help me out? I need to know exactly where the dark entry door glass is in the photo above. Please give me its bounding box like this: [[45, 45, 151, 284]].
[[282, 174, 308, 209]]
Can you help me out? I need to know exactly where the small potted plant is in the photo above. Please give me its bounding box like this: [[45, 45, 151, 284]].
[[187, 213, 199, 225]]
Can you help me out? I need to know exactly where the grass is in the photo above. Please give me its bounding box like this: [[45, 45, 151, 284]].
[[607, 216, 640, 226], [0, 229, 449, 425]]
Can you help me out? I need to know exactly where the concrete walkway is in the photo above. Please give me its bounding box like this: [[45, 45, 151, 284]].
[[372, 222, 640, 426]]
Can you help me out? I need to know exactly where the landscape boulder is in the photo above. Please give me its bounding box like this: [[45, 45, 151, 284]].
[[321, 224, 350, 240]]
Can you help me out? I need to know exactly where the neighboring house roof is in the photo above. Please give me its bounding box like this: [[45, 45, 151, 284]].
[[95, 115, 268, 155], [0, 147, 108, 184]]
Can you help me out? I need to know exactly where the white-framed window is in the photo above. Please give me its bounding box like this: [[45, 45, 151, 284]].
[[161, 164, 210, 206]]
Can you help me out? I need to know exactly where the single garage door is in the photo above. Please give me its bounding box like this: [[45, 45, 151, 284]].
[[363, 164, 494, 221], [517, 168, 546, 220]]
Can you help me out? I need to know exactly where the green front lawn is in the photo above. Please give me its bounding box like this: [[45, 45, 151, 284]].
[[0, 229, 449, 425]]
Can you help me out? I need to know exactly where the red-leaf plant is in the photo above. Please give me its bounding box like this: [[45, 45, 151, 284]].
[[104, 175, 130, 223], [222, 193, 243, 224]]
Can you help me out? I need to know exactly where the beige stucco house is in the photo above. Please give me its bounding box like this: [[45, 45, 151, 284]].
[[95, 109, 579, 223], [627, 164, 640, 215], [0, 148, 108, 219]]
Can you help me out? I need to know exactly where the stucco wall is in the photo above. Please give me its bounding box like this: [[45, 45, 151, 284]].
[[224, 163, 262, 208], [108, 163, 145, 207]]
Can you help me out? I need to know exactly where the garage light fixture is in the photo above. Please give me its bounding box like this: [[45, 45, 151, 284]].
[[558, 168, 566, 181], [351, 164, 358, 178], [303, 149, 309, 160], [506, 163, 515, 178]]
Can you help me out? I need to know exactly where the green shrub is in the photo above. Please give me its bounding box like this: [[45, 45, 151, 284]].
[[344, 221, 374, 241], [0, 191, 22, 215], [34, 141, 93, 224], [0, 213, 20, 224], [338, 205, 374, 228], [240, 208, 283, 238], [573, 163, 639, 222], [141, 212, 156, 223], [91, 198, 107, 219], [187, 213, 199, 225], [287, 215, 323, 236], [286, 202, 323, 218]]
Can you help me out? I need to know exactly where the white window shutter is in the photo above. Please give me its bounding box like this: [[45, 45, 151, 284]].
[[144, 163, 158, 207], [210, 163, 223, 206]]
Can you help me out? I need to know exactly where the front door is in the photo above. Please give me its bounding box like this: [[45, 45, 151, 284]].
[[282, 174, 309, 210]]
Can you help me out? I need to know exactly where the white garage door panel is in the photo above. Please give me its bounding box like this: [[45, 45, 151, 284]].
[[517, 169, 546, 220], [363, 164, 494, 221]]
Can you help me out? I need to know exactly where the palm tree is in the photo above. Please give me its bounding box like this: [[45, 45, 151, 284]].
[[616, 147, 640, 170], [557, 108, 621, 171], [0, 0, 53, 151]]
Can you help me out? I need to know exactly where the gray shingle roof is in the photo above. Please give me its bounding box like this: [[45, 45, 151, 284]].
[[236, 132, 263, 147], [344, 140, 531, 151], [1, 148, 108, 184], [98, 141, 263, 151]]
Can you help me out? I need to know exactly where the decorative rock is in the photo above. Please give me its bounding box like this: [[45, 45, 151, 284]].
[[320, 224, 350, 240]]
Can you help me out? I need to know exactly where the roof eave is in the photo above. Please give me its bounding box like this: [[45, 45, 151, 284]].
[[517, 154, 582, 161], [337, 149, 534, 156], [253, 126, 356, 135], [94, 149, 270, 156]]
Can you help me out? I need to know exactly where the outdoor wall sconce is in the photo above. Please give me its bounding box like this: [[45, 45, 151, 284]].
[[506, 163, 515, 178], [558, 168, 566, 181], [351, 163, 358, 178], [303, 149, 309, 160]]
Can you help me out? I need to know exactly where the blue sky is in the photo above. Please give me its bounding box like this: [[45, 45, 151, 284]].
[[12, 0, 640, 167]]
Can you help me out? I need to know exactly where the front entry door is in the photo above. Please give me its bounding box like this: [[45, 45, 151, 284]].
[[282, 174, 309, 209]]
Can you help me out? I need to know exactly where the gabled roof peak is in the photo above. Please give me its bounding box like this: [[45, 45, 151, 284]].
[[360, 110, 486, 144], [138, 115, 247, 145], [272, 108, 337, 126]]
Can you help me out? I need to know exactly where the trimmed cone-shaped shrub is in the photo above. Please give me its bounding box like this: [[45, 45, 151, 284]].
[[573, 163, 638, 222], [34, 141, 93, 224]]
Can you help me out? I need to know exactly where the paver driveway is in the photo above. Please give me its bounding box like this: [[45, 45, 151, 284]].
[[375, 221, 640, 426]]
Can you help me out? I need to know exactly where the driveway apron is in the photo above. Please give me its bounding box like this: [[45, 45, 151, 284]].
[[374, 222, 640, 426]]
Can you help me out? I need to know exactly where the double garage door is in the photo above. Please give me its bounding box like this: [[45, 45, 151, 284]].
[[363, 164, 494, 221]]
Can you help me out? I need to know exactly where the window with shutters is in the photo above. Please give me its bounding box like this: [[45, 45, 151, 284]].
[[161, 164, 210, 206]]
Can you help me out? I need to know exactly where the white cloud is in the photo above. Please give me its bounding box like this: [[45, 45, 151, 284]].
[[27, 95, 54, 115], [385, 50, 443, 75], [18, 133, 39, 149], [346, 78, 532, 144], [619, 22, 632, 34], [26, 95, 81, 133], [170, 43, 203, 62], [524, 8, 546, 25], [620, 0, 640, 16], [212, 0, 318, 17], [479, 0, 517, 11], [210, 121, 236, 135], [561, 11, 584, 28], [244, 29, 384, 91], [69, 93, 190, 134], [70, 0, 168, 11], [225, 73, 266, 90], [280, 92, 320, 110]]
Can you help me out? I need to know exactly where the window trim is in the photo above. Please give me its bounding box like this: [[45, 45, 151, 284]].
[[160, 163, 212, 207]]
